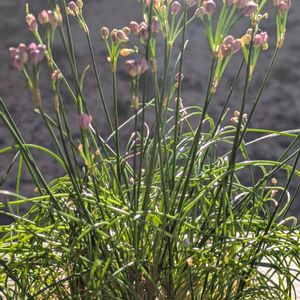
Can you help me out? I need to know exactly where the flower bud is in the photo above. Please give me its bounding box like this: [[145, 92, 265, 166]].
[[278, 0, 291, 13], [79, 114, 92, 129], [100, 26, 110, 39], [110, 29, 118, 43], [231, 39, 242, 53], [151, 16, 160, 33], [116, 30, 128, 42], [51, 70, 63, 81], [122, 26, 131, 36], [171, 1, 182, 15], [139, 22, 149, 41], [120, 48, 135, 57], [175, 72, 184, 83], [18, 43, 29, 64], [242, 1, 258, 16], [67, 1, 79, 15], [76, 0, 83, 9], [26, 14, 38, 32], [29, 49, 41, 65], [53, 6, 63, 26], [124, 59, 148, 77], [202, 0, 216, 14], [38, 10, 49, 24], [129, 21, 139, 35]]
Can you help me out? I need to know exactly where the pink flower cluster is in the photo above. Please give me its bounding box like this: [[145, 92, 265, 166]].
[[253, 31, 269, 48], [129, 21, 150, 41], [9, 43, 46, 70], [38, 9, 61, 26], [124, 59, 148, 77], [273, 0, 291, 13], [145, 0, 195, 9], [219, 35, 242, 57], [225, 0, 258, 16]]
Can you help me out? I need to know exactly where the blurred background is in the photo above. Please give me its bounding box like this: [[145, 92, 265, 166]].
[[0, 0, 300, 224]]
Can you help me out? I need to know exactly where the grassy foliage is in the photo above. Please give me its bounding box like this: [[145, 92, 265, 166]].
[[1, 0, 299, 299]]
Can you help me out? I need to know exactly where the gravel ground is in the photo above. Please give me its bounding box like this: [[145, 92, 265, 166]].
[[0, 0, 300, 224]]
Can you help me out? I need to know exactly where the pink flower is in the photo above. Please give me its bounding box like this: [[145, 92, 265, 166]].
[[28, 43, 46, 65], [138, 22, 149, 41], [38, 10, 49, 24], [124, 59, 148, 77], [79, 114, 92, 129], [253, 31, 269, 47], [171, 1, 182, 15], [219, 35, 242, 57], [242, 1, 258, 16], [277, 0, 291, 13], [151, 16, 160, 33], [100, 27, 110, 39], [26, 14, 38, 32], [202, 0, 216, 14], [129, 21, 140, 35], [9, 43, 29, 71]]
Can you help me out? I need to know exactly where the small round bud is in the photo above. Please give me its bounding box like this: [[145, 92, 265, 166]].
[[100, 26, 110, 39], [120, 48, 135, 57], [129, 21, 139, 35], [38, 10, 49, 24], [26, 14, 38, 32], [79, 114, 92, 129]]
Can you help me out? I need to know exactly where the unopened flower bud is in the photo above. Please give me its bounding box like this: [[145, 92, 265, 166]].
[[120, 48, 135, 57], [51, 70, 63, 81], [175, 72, 184, 83], [171, 1, 182, 15], [122, 26, 131, 36], [26, 14, 38, 32], [53, 6, 63, 26], [129, 21, 139, 35], [18, 43, 29, 64], [271, 177, 278, 185], [100, 26, 110, 39], [151, 16, 160, 33], [124, 59, 148, 77], [38, 10, 49, 24], [243, 1, 258, 16], [232, 39, 242, 53], [110, 29, 118, 43], [29, 49, 41, 65], [67, 1, 79, 15], [79, 114, 92, 129], [116, 30, 128, 42], [76, 0, 83, 9], [202, 0, 216, 14], [139, 22, 149, 41]]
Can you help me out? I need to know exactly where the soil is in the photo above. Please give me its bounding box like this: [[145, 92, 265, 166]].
[[0, 0, 300, 224]]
